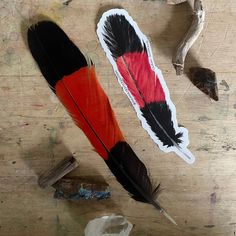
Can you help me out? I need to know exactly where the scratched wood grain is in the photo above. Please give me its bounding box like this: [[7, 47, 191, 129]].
[[0, 0, 236, 235]]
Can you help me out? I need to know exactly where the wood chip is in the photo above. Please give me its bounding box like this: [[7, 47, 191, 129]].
[[38, 156, 78, 188]]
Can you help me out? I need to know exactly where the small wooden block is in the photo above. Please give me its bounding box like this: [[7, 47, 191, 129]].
[[38, 156, 78, 188]]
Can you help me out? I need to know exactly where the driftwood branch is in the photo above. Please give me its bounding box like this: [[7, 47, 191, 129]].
[[172, 0, 205, 75]]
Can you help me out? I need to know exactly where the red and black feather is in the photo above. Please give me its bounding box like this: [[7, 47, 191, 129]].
[[27, 21, 175, 223]]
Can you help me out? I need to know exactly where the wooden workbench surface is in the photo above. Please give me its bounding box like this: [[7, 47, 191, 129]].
[[0, 0, 236, 235]]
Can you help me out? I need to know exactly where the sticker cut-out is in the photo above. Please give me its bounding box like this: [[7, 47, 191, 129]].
[[97, 9, 195, 164]]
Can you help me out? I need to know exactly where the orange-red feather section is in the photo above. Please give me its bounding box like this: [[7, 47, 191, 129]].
[[55, 66, 125, 160]]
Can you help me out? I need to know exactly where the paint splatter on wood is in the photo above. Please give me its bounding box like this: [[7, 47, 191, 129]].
[[210, 192, 216, 205], [220, 80, 230, 91], [204, 225, 215, 228], [53, 177, 111, 200]]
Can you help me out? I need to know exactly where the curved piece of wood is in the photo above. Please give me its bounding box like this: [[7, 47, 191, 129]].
[[172, 0, 205, 75]]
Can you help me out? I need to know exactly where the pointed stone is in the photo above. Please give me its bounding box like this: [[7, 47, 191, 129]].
[[189, 67, 219, 101]]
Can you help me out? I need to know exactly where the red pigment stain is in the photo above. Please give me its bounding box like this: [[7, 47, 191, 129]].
[[32, 104, 44, 107]]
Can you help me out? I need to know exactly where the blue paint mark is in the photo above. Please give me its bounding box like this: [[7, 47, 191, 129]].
[[54, 187, 111, 200]]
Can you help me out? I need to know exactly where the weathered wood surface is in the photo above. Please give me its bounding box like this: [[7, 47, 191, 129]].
[[0, 0, 236, 235]]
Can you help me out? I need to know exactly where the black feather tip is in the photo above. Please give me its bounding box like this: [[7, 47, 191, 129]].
[[103, 14, 144, 60], [141, 102, 183, 147], [106, 141, 156, 202], [27, 21, 87, 89], [107, 142, 177, 224]]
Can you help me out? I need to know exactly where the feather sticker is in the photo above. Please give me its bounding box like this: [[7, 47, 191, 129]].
[[27, 21, 176, 224], [97, 9, 195, 164]]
